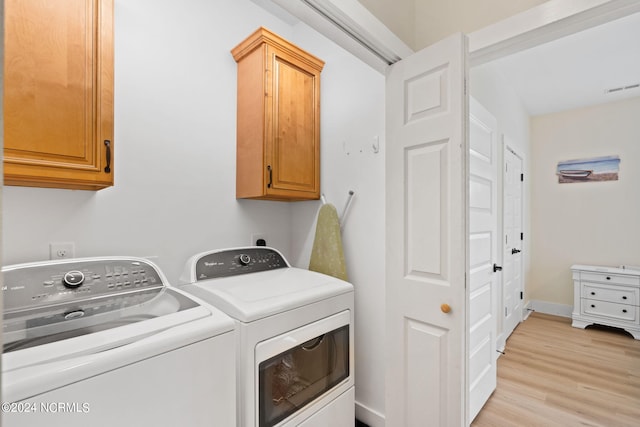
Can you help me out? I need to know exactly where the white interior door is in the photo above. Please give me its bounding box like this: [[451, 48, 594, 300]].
[[385, 33, 468, 427], [468, 98, 498, 422], [503, 146, 523, 341]]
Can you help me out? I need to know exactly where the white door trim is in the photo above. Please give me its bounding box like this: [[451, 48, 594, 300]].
[[263, 0, 640, 73], [468, 0, 640, 65]]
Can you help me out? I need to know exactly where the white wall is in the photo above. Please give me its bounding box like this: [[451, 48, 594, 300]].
[[2, 0, 387, 423], [356, 0, 548, 50], [358, 0, 415, 49], [288, 25, 387, 426], [3, 0, 296, 281], [530, 96, 640, 306]]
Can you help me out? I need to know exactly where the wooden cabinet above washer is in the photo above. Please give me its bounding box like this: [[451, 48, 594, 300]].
[[232, 27, 324, 201], [4, 0, 114, 190]]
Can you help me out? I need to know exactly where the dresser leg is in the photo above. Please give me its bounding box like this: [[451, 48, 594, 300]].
[[571, 319, 591, 329], [627, 329, 640, 340]]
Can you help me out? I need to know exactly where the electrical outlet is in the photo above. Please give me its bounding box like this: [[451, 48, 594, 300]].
[[250, 233, 267, 247], [50, 242, 75, 260]]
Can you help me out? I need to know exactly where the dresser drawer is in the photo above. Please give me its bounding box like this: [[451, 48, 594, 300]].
[[580, 271, 640, 286], [582, 299, 638, 323], [581, 283, 638, 305]]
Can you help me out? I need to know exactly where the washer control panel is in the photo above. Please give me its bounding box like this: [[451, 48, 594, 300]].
[[2, 259, 164, 313], [195, 247, 287, 280]]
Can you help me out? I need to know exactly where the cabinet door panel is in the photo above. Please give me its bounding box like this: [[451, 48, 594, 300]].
[[4, 0, 114, 190], [267, 47, 320, 199]]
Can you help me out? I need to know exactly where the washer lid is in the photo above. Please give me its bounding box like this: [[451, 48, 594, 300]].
[[182, 267, 353, 323], [2, 257, 235, 356]]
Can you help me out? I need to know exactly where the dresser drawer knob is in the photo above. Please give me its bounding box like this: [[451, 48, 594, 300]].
[[606, 276, 611, 280], [591, 304, 596, 308], [590, 291, 596, 295], [622, 309, 627, 313], [622, 296, 627, 300]]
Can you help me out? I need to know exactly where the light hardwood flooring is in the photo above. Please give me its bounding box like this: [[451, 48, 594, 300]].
[[471, 312, 640, 427]]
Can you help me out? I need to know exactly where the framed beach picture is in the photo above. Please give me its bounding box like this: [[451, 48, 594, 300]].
[[556, 155, 620, 184]]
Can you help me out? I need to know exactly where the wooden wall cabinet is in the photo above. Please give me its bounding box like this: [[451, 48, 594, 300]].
[[232, 27, 324, 201], [4, 0, 114, 190]]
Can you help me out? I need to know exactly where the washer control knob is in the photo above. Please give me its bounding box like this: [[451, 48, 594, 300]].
[[63, 271, 85, 288], [238, 254, 251, 266]]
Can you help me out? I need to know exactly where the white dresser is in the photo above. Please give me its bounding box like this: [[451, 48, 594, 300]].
[[571, 265, 640, 339]]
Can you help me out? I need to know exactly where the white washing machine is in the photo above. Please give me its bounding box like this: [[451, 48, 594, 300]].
[[179, 247, 354, 427], [2, 257, 236, 427]]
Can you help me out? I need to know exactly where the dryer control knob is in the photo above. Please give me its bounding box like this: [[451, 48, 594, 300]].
[[238, 254, 251, 266], [63, 270, 85, 288]]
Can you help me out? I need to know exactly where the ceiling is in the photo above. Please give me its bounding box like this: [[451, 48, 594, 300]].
[[484, 11, 640, 116]]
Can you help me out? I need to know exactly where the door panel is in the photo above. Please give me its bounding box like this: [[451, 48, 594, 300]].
[[503, 146, 523, 340], [468, 98, 498, 422], [271, 48, 319, 193], [386, 33, 468, 427]]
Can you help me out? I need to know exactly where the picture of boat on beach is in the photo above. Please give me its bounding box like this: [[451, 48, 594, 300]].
[[556, 155, 620, 183]]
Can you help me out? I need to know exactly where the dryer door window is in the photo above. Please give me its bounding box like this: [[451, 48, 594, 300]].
[[258, 324, 349, 427]]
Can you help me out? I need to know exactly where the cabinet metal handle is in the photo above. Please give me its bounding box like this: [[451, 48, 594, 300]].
[[267, 165, 272, 188], [511, 248, 521, 254], [104, 140, 112, 173], [493, 264, 502, 273]]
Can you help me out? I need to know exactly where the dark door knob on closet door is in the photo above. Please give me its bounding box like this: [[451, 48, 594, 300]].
[[493, 264, 503, 273], [512, 248, 521, 254]]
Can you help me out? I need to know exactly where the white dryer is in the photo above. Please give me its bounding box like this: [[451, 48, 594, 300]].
[[180, 247, 354, 427], [2, 257, 236, 427]]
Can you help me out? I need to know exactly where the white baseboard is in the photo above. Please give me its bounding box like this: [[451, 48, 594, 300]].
[[355, 401, 385, 427], [529, 300, 572, 318], [522, 301, 534, 320]]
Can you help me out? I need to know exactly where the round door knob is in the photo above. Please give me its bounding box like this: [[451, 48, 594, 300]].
[[441, 304, 451, 314]]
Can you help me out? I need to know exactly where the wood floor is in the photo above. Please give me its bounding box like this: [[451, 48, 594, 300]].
[[471, 312, 640, 427]]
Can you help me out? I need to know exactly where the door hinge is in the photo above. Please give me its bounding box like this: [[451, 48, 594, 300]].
[[520, 291, 523, 300], [521, 232, 524, 241], [520, 173, 524, 182], [505, 307, 508, 317]]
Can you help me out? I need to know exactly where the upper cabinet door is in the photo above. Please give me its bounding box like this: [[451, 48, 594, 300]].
[[233, 27, 324, 201], [4, 0, 114, 190], [267, 44, 321, 199]]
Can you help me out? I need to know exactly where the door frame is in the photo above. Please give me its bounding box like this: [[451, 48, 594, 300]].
[[468, 0, 640, 66]]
